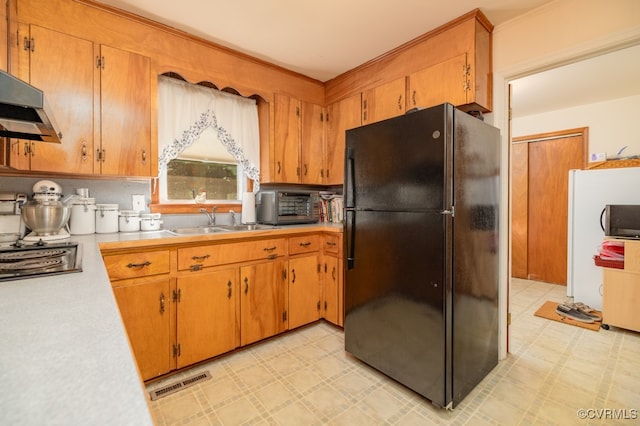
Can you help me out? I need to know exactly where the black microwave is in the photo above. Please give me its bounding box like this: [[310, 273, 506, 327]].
[[603, 205, 640, 239]]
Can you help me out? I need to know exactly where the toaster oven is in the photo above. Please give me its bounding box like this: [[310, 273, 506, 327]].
[[256, 190, 319, 225]]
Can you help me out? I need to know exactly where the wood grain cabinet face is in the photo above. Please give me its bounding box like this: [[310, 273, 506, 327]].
[[361, 77, 406, 125], [112, 277, 173, 381], [325, 93, 361, 185], [11, 26, 151, 177], [288, 254, 321, 330], [103, 250, 170, 280], [408, 53, 469, 110], [12, 24, 95, 173], [240, 259, 288, 346], [176, 269, 239, 368], [273, 94, 325, 184]]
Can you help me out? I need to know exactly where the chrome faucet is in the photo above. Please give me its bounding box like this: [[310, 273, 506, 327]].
[[229, 210, 237, 226], [199, 206, 217, 225]]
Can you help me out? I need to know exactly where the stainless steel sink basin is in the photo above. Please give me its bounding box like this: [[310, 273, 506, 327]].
[[166, 224, 277, 235], [217, 224, 278, 231], [166, 226, 230, 235]]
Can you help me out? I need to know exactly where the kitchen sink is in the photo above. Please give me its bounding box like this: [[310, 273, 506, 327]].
[[165, 226, 230, 235], [217, 224, 278, 231], [166, 224, 278, 235]]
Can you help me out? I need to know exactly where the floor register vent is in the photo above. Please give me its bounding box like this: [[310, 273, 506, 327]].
[[149, 371, 211, 401]]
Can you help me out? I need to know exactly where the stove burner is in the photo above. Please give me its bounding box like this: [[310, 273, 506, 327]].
[[0, 242, 82, 281]]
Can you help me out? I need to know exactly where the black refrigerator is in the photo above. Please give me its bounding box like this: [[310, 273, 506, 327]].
[[343, 103, 500, 409]]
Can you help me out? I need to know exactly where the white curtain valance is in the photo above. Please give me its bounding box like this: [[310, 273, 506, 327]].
[[157, 75, 260, 184]]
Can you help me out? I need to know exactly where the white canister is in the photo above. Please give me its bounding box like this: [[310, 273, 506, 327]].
[[95, 204, 119, 233], [140, 213, 162, 231], [119, 210, 141, 232], [69, 198, 96, 235]]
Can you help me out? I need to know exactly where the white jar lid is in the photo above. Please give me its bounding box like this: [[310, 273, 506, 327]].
[[96, 204, 119, 211], [140, 213, 161, 219], [119, 210, 140, 217], [72, 197, 96, 205]]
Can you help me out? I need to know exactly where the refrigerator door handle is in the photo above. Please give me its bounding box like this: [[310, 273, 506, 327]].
[[345, 147, 356, 209], [346, 209, 356, 269]]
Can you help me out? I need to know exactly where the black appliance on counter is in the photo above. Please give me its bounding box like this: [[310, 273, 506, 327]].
[[343, 103, 500, 409], [603, 204, 640, 239]]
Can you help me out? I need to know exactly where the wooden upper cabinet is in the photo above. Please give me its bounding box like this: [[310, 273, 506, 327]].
[[325, 93, 361, 185], [273, 93, 301, 182], [273, 94, 325, 184], [99, 45, 151, 177], [362, 77, 406, 125], [301, 101, 325, 184], [12, 25, 95, 173], [408, 53, 469, 110]]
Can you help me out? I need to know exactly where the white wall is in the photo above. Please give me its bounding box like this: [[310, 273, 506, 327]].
[[489, 0, 640, 359], [512, 94, 640, 160]]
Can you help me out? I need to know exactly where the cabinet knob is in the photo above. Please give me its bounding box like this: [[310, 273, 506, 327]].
[[227, 280, 232, 299], [244, 277, 249, 295]]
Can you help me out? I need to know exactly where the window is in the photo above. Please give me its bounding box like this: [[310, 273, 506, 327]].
[[157, 75, 260, 204]]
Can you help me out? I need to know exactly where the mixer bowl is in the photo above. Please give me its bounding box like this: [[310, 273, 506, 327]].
[[21, 202, 71, 236]]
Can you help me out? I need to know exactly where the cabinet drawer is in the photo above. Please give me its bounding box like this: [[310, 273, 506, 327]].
[[178, 238, 287, 270], [103, 250, 170, 281], [323, 234, 342, 255], [289, 234, 321, 255]]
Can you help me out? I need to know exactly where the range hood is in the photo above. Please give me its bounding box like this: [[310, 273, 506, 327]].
[[0, 70, 63, 143]]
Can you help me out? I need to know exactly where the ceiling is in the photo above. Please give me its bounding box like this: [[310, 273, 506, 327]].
[[94, 0, 639, 118], [94, 0, 551, 81]]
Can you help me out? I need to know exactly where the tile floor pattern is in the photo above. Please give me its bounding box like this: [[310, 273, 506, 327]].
[[147, 278, 640, 425]]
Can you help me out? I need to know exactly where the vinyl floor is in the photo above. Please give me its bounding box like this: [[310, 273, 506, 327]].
[[147, 278, 640, 425]]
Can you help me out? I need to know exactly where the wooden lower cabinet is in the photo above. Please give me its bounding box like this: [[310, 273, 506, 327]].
[[288, 255, 321, 329], [112, 276, 173, 381], [240, 259, 288, 346], [105, 231, 343, 381], [176, 269, 239, 368], [603, 269, 640, 332]]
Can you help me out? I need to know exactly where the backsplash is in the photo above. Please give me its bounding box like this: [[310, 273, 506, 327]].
[[0, 176, 151, 211]]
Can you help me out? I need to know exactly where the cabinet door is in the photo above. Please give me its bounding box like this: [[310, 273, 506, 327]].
[[288, 255, 321, 329], [322, 255, 340, 325], [408, 53, 468, 109], [325, 93, 361, 185], [16, 25, 95, 173], [99, 45, 151, 176], [362, 77, 406, 125], [240, 260, 288, 346], [301, 101, 325, 184], [177, 269, 239, 368], [273, 93, 300, 183], [113, 277, 173, 381]]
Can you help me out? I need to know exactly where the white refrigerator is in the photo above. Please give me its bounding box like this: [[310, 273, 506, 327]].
[[567, 167, 640, 309]]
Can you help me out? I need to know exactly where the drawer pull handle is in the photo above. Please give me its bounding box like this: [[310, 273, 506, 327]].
[[227, 280, 232, 299], [292, 269, 296, 283], [127, 261, 151, 268], [299, 242, 311, 247], [263, 246, 277, 252], [326, 241, 337, 246], [191, 254, 211, 261], [332, 266, 336, 280], [244, 277, 249, 295]]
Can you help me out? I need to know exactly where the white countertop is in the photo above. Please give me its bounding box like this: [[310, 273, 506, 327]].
[[0, 224, 342, 425]]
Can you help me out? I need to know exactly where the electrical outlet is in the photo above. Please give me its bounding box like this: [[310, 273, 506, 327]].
[[132, 194, 146, 212]]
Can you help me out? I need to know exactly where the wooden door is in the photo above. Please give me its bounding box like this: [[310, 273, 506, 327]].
[[325, 93, 361, 185], [301, 101, 324, 184], [240, 260, 287, 346], [408, 53, 468, 109], [273, 93, 300, 182], [322, 255, 340, 325], [511, 129, 587, 284], [99, 45, 151, 176], [176, 269, 238, 368], [362, 77, 406, 125], [288, 255, 321, 329], [112, 277, 173, 381]]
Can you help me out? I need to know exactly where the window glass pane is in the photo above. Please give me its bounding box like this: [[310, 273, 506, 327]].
[[166, 159, 240, 201]]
